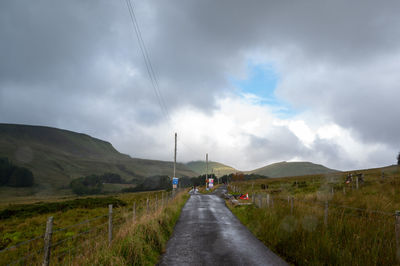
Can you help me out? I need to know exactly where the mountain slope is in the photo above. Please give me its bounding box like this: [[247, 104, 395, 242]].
[[185, 161, 238, 177], [248, 161, 338, 178], [0, 124, 197, 191]]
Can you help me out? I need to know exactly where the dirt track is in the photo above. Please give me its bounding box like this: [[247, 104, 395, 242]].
[[158, 185, 288, 266]]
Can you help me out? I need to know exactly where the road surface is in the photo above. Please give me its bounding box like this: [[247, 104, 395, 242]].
[[158, 185, 288, 266]]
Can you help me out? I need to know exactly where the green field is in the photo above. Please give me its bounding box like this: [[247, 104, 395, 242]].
[[228, 165, 400, 265], [247, 161, 338, 178], [185, 160, 238, 177], [0, 189, 187, 265]]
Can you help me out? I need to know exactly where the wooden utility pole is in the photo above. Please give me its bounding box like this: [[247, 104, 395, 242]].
[[206, 153, 208, 188], [174, 133, 177, 179]]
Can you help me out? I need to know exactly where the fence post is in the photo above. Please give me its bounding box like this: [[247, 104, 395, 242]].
[[270, 195, 274, 208], [42, 216, 53, 266], [267, 194, 270, 208], [108, 204, 113, 245], [146, 198, 149, 214], [258, 195, 262, 208], [132, 202, 136, 221], [356, 176, 359, 190], [395, 211, 400, 261], [324, 201, 328, 227], [290, 197, 294, 215]]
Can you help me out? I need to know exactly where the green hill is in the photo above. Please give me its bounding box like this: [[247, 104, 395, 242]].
[[185, 161, 238, 177], [0, 124, 197, 195], [248, 161, 338, 178]]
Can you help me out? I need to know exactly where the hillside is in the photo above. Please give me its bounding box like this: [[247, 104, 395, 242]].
[[185, 161, 238, 177], [248, 161, 338, 177], [0, 124, 197, 194]]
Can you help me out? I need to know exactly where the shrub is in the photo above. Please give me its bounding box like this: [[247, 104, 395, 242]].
[[0, 157, 34, 187], [70, 175, 103, 195]]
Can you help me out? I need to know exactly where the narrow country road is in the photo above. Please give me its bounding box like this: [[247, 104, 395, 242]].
[[158, 185, 288, 266]]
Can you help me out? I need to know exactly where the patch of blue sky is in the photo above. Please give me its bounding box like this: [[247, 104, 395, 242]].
[[230, 63, 298, 118]]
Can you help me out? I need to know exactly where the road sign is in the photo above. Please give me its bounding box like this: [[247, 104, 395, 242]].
[[172, 177, 179, 185], [209, 178, 214, 188]]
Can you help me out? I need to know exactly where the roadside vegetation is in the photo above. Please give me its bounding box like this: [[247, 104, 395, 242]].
[[228, 165, 400, 265], [0, 189, 188, 265], [74, 190, 188, 265]]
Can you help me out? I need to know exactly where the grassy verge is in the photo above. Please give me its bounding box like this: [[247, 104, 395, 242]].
[[72, 190, 189, 265], [228, 166, 400, 265], [0, 190, 182, 265]]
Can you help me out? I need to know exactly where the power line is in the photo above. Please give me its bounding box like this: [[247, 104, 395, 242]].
[[124, 0, 206, 161], [125, 0, 171, 123]]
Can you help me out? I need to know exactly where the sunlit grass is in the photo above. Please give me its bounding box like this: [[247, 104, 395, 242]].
[[228, 165, 400, 265]]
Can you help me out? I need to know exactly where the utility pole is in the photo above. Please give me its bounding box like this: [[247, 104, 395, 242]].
[[174, 132, 177, 179], [206, 153, 208, 189]]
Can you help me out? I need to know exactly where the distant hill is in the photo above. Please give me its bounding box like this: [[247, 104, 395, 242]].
[[0, 124, 197, 193], [185, 161, 237, 177], [248, 161, 338, 178]]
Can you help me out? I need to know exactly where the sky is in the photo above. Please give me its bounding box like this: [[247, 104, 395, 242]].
[[1, 0, 400, 171]]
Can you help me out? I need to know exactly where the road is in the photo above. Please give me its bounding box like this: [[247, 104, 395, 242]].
[[158, 185, 288, 266]]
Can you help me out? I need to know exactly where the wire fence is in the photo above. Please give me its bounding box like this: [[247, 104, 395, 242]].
[[228, 182, 400, 262], [1, 190, 179, 266]]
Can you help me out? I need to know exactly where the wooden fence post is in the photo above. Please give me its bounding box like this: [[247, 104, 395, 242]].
[[267, 194, 270, 208], [42, 216, 53, 266], [395, 211, 400, 261], [290, 197, 294, 215], [132, 202, 136, 221], [324, 201, 328, 227], [356, 176, 359, 190], [108, 205, 113, 245], [258, 195, 262, 208], [146, 198, 149, 214]]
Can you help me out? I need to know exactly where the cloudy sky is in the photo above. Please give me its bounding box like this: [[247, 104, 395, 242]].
[[1, 0, 399, 171]]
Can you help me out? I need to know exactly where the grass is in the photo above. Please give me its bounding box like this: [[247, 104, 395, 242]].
[[228, 165, 400, 265], [247, 161, 337, 178], [185, 161, 237, 176], [70, 190, 189, 265], [0, 189, 186, 265]]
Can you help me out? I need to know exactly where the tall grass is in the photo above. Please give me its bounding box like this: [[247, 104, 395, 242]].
[[228, 166, 400, 265], [0, 190, 186, 265], [71, 190, 188, 265]]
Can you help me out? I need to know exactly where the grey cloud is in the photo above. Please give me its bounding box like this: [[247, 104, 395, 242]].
[[1, 0, 399, 168], [245, 126, 306, 166]]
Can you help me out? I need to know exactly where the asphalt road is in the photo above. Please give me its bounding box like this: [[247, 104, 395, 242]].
[[158, 185, 288, 266]]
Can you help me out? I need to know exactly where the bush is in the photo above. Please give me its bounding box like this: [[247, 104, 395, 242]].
[[0, 157, 34, 187], [7, 167, 34, 187], [70, 175, 103, 195]]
